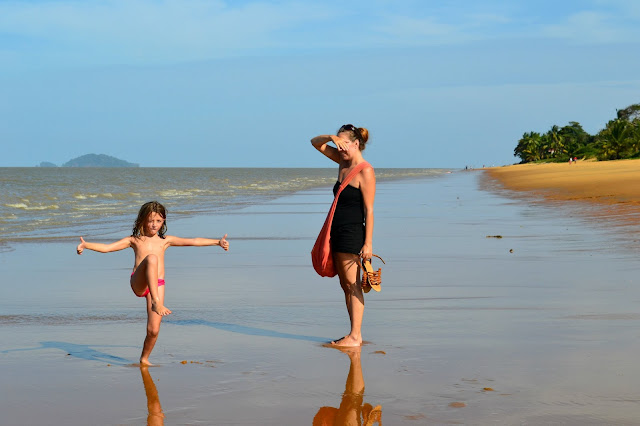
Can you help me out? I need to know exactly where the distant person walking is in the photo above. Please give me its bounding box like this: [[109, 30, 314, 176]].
[[311, 124, 376, 347]]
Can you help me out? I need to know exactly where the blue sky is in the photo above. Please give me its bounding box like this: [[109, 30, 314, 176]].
[[1, 0, 639, 168]]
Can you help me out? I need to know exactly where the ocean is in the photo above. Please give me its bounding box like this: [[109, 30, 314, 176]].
[[0, 167, 449, 247]]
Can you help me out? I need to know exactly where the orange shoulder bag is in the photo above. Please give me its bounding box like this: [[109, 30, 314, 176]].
[[311, 161, 371, 277]]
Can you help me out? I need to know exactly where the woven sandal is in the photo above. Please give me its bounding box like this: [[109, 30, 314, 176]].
[[361, 254, 385, 293]]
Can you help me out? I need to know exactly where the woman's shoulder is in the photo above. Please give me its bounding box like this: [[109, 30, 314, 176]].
[[360, 163, 375, 178]]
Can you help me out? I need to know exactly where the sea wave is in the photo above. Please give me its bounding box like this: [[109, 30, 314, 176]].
[[0, 167, 452, 242], [5, 202, 60, 211], [72, 204, 125, 212]]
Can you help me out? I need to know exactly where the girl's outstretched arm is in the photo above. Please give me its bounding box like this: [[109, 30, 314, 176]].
[[167, 234, 229, 251], [76, 236, 132, 254]]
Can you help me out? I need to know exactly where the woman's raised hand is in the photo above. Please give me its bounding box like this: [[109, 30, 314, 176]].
[[331, 135, 352, 152]]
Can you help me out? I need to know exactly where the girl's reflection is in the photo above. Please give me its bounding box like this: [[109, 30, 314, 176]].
[[313, 346, 382, 426], [140, 366, 165, 426]]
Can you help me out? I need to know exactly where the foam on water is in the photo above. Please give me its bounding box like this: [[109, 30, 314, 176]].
[[0, 167, 450, 243]]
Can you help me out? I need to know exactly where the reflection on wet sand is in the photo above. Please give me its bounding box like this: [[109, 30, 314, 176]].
[[313, 347, 382, 426], [140, 366, 165, 426]]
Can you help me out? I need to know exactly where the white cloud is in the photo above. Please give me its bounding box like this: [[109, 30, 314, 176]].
[[372, 7, 516, 45], [595, 0, 640, 18], [542, 10, 640, 43], [376, 15, 466, 44], [0, 0, 333, 66], [467, 12, 512, 26], [1, 0, 639, 70]]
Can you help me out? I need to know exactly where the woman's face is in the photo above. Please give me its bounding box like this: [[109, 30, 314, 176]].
[[337, 132, 359, 158]]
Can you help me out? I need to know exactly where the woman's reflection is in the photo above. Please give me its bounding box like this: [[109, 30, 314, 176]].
[[140, 366, 165, 426], [313, 346, 382, 425]]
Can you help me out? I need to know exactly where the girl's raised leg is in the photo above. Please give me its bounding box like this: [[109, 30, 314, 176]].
[[131, 254, 171, 316]]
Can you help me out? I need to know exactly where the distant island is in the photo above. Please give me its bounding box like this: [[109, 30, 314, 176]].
[[38, 154, 139, 167]]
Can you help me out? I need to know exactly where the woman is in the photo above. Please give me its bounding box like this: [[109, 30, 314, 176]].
[[311, 124, 376, 347]]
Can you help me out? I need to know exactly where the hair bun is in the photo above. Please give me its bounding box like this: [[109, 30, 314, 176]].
[[358, 127, 369, 144]]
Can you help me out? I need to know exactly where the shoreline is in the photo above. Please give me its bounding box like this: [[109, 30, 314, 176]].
[[484, 158, 640, 205]]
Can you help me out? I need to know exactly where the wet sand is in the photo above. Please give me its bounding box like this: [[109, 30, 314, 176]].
[[2, 171, 640, 425]]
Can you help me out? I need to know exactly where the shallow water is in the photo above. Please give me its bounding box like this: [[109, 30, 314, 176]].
[[1, 170, 640, 425], [0, 167, 447, 245]]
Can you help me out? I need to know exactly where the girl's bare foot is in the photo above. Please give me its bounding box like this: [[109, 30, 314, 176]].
[[140, 358, 153, 366], [151, 301, 171, 316], [330, 334, 362, 347]]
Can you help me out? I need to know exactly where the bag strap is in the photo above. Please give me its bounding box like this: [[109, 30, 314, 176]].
[[335, 161, 371, 199], [319, 161, 373, 253]]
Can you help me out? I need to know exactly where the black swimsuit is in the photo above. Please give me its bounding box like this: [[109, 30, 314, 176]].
[[331, 181, 365, 254]]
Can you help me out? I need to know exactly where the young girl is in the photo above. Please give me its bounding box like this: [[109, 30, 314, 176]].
[[76, 201, 229, 365]]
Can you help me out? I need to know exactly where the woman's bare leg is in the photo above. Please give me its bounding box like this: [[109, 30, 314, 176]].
[[131, 254, 171, 316], [140, 285, 165, 365], [331, 252, 364, 347]]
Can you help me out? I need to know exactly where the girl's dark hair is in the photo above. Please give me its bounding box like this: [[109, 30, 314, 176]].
[[132, 201, 167, 238], [337, 124, 370, 151]]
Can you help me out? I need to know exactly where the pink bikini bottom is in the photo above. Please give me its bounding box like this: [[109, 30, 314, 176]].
[[131, 273, 165, 297]]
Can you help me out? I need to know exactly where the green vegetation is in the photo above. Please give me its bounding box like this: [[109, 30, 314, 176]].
[[514, 103, 640, 163]]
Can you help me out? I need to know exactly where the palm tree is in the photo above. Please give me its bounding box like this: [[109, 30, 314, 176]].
[[538, 133, 552, 160], [597, 119, 634, 160], [546, 125, 566, 158], [617, 103, 640, 122], [514, 132, 543, 163]]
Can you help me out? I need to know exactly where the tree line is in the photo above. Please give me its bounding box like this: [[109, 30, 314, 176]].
[[514, 103, 640, 163]]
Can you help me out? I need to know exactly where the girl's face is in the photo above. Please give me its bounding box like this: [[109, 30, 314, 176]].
[[143, 212, 165, 237]]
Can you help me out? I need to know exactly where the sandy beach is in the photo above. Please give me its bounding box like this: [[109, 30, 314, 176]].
[[485, 159, 640, 205], [2, 170, 640, 425]]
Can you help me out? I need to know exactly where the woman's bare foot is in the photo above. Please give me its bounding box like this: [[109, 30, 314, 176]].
[[151, 301, 171, 316], [140, 358, 154, 366], [333, 345, 362, 358], [330, 334, 362, 347]]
